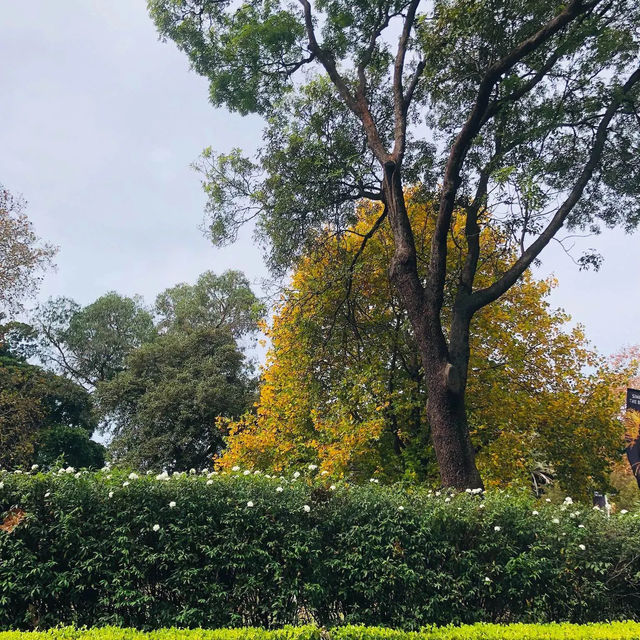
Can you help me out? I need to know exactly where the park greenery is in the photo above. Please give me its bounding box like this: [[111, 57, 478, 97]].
[[2, 468, 640, 630], [5, 626, 640, 640], [148, 0, 640, 489], [2, 0, 640, 632]]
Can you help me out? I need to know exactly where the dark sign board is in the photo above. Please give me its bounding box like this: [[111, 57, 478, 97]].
[[628, 388, 640, 412]]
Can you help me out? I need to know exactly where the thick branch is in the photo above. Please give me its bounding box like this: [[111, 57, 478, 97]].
[[391, 0, 422, 161], [468, 66, 640, 313], [298, 0, 389, 162], [428, 0, 597, 314]]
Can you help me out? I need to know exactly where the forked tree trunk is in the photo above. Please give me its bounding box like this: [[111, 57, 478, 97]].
[[383, 165, 483, 489]]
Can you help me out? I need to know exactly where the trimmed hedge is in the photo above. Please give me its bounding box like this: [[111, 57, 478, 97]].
[[1, 469, 640, 630], [4, 626, 640, 640]]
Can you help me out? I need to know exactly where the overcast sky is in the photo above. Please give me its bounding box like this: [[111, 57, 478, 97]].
[[1, 1, 638, 358]]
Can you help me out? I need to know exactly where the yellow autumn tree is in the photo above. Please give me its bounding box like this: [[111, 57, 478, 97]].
[[218, 192, 630, 497]]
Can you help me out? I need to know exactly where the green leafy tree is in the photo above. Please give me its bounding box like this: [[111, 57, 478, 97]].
[[96, 327, 256, 471], [0, 323, 103, 470], [149, 0, 640, 488], [35, 293, 157, 387], [155, 269, 265, 337]]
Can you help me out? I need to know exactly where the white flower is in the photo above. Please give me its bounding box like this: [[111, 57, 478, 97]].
[[321, 470, 329, 475], [44, 491, 50, 497], [247, 501, 254, 507], [108, 491, 114, 498], [189, 468, 196, 475], [471, 488, 483, 495], [156, 472, 169, 480], [169, 501, 176, 508], [75, 472, 81, 478], [330, 485, 336, 491], [57, 468, 65, 475], [129, 472, 139, 480], [0, 482, 4, 489], [593, 505, 601, 510], [206, 479, 213, 485], [444, 497, 451, 503], [201, 469, 209, 475], [254, 470, 261, 475], [293, 471, 301, 479], [479, 504, 485, 509], [153, 524, 160, 532], [465, 488, 472, 493], [435, 491, 441, 497], [106, 474, 112, 479], [564, 497, 573, 505], [31, 464, 39, 471], [494, 526, 501, 532], [532, 510, 539, 515], [308, 464, 318, 471], [545, 498, 551, 503], [303, 505, 311, 512], [578, 524, 585, 528], [232, 466, 240, 472], [369, 478, 379, 484], [484, 577, 491, 583], [578, 544, 586, 551], [276, 486, 284, 492], [569, 512, 578, 518], [552, 518, 560, 524], [620, 509, 629, 515], [65, 466, 75, 474], [243, 470, 251, 476], [123, 481, 130, 487], [398, 506, 404, 511], [14, 470, 22, 474]]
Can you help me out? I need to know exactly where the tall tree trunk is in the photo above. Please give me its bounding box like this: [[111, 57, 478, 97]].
[[383, 163, 483, 489]]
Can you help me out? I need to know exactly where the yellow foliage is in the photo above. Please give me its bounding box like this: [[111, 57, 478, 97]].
[[218, 192, 630, 496]]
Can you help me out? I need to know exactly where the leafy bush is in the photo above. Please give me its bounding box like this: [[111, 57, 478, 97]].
[[3, 625, 640, 640], [1, 469, 640, 630]]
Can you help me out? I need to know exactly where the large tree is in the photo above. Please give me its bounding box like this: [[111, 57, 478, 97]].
[[35, 293, 157, 387], [0, 185, 56, 317], [96, 327, 256, 471], [219, 196, 629, 498], [150, 0, 640, 488]]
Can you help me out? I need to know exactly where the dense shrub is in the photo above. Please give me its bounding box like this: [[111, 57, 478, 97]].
[[1, 469, 640, 630], [4, 626, 640, 640]]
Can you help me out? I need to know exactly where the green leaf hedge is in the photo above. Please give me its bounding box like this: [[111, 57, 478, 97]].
[[1, 469, 640, 630], [4, 625, 640, 640]]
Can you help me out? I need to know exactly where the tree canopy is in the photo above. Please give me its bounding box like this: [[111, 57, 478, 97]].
[[0, 322, 103, 470], [149, 0, 640, 488], [96, 326, 256, 471], [35, 293, 157, 388]]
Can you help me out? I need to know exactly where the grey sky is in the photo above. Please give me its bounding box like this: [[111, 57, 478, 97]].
[[1, 1, 638, 358]]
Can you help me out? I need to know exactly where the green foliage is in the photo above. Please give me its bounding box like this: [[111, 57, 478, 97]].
[[1, 471, 640, 630], [95, 328, 255, 471], [0, 333, 98, 470], [35, 425, 105, 470], [149, 0, 640, 272], [4, 626, 640, 640], [155, 269, 265, 338], [35, 294, 157, 387]]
